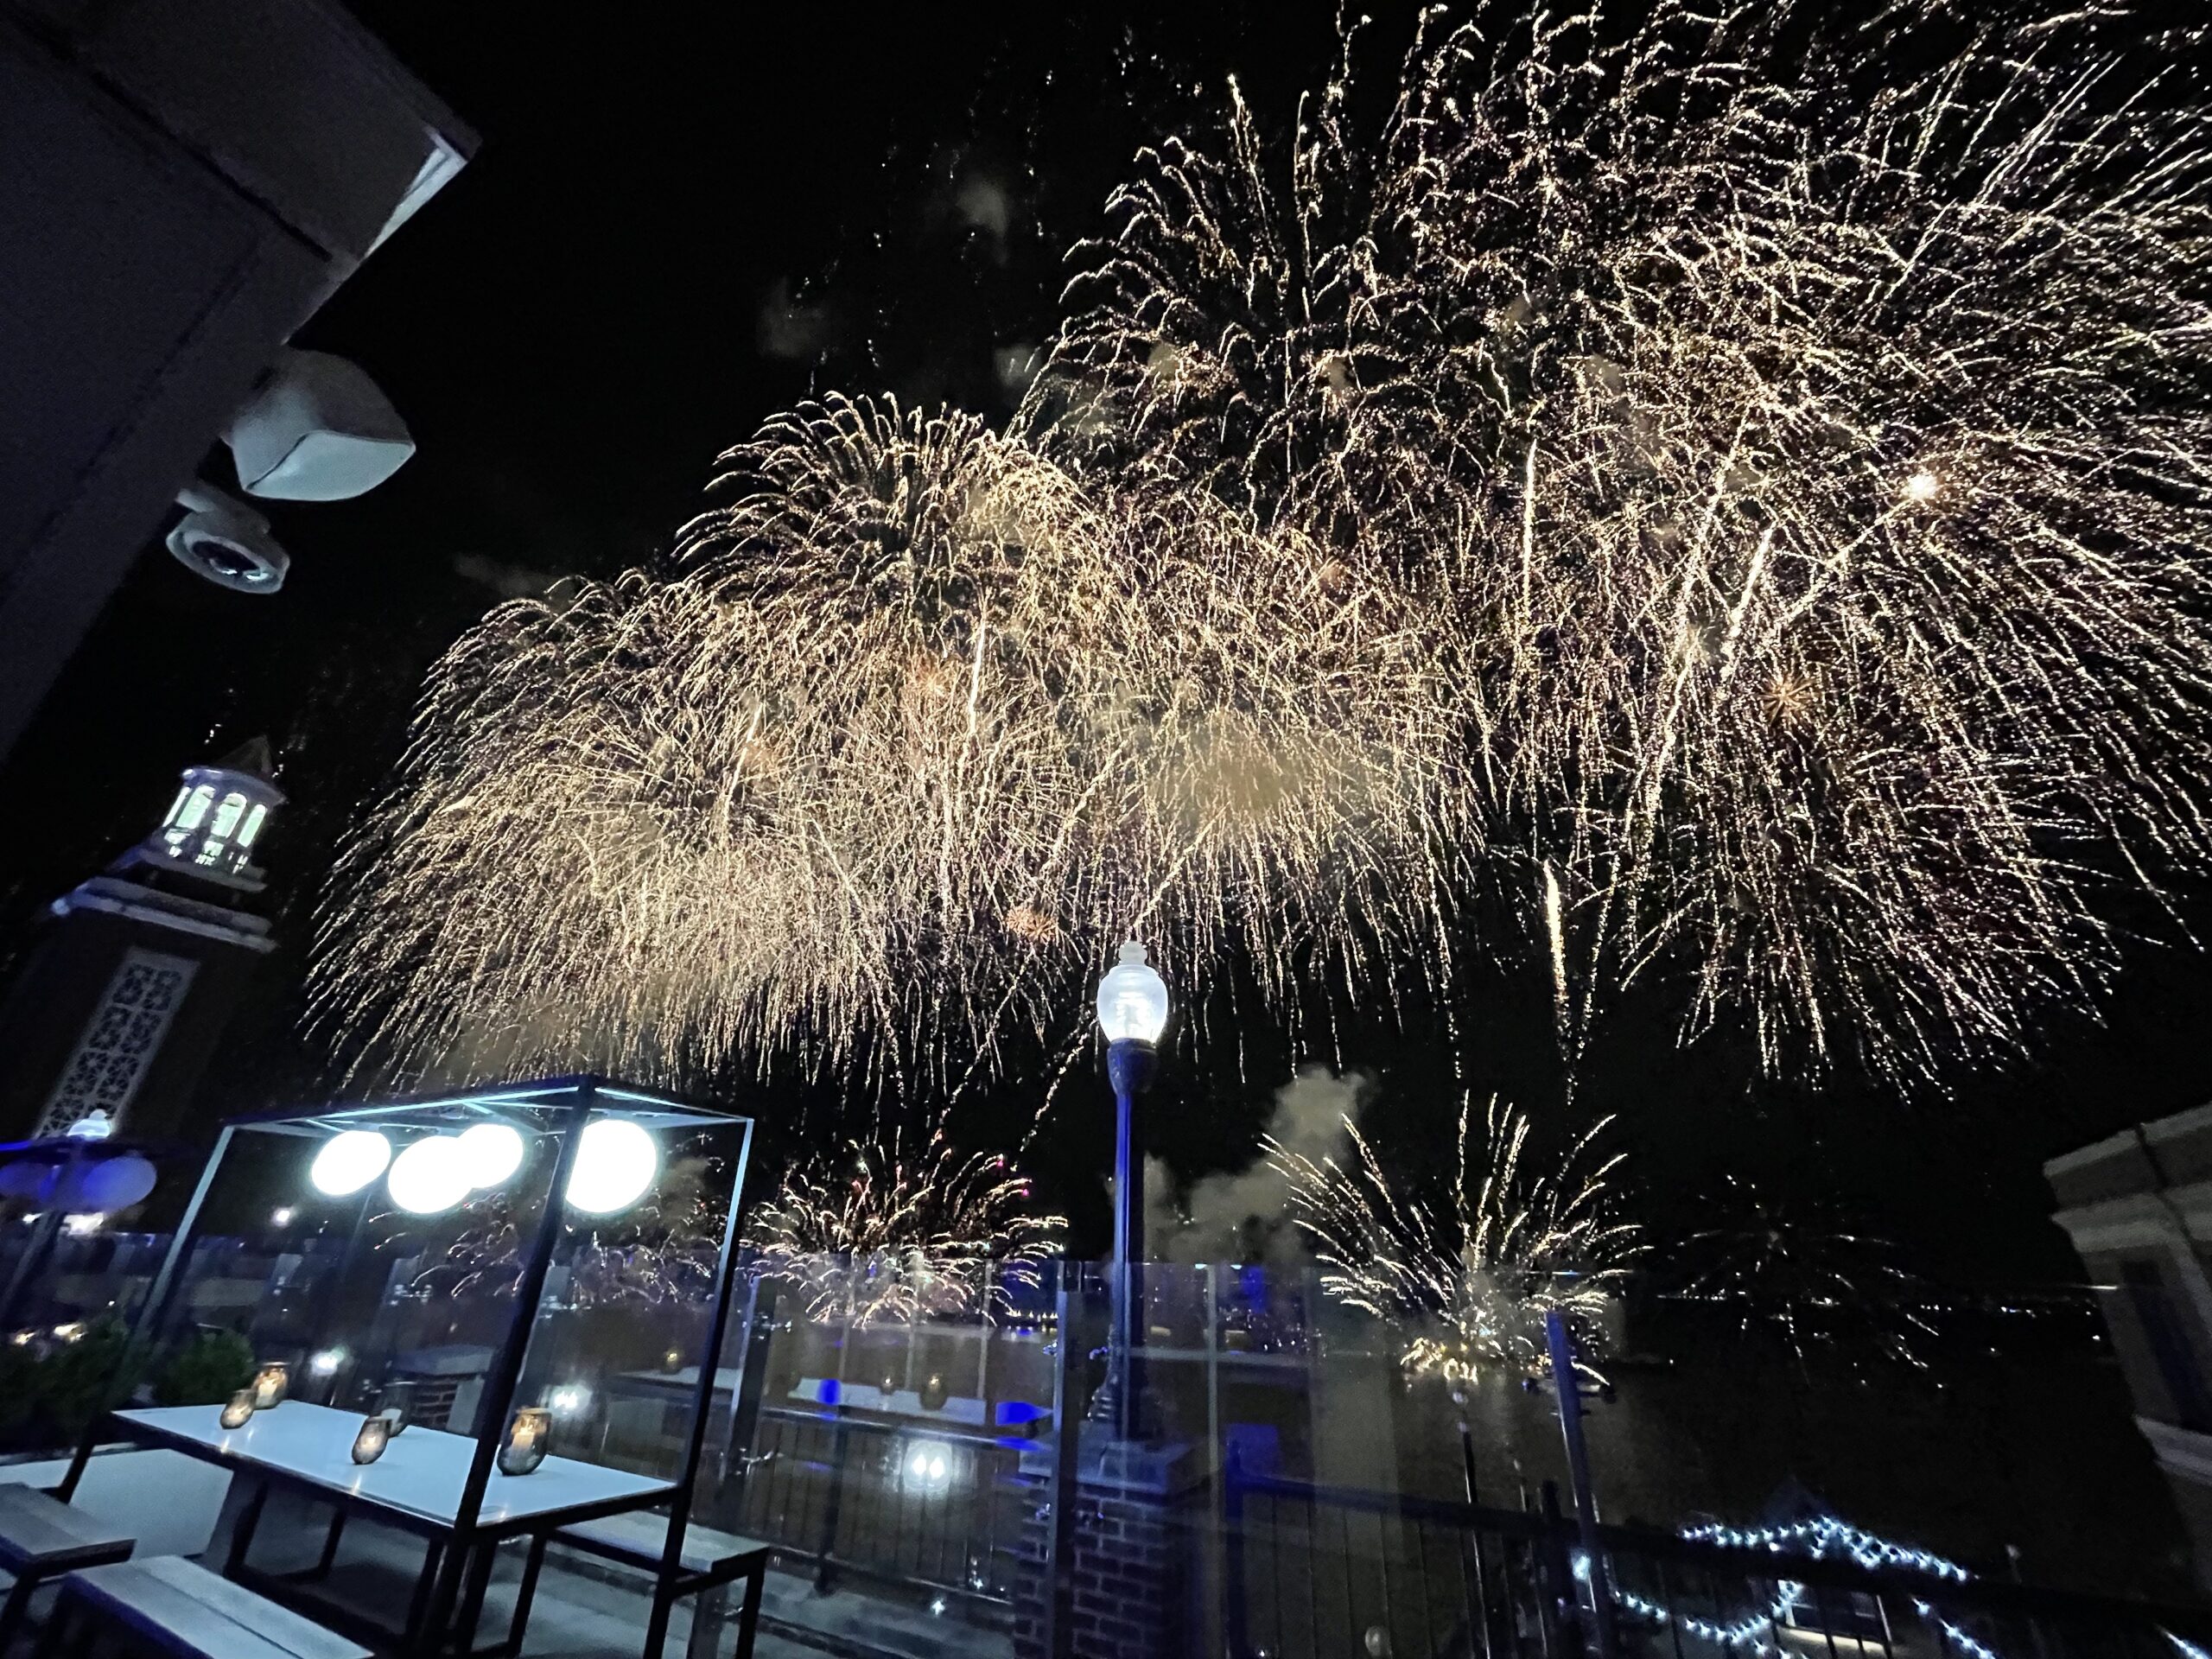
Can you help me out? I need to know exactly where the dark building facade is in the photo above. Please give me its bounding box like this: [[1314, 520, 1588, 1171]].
[[2049, 1109, 2212, 1592], [0, 741, 282, 1141], [0, 0, 471, 763]]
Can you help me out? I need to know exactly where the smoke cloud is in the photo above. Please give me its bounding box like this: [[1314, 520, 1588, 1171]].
[[1146, 1067, 1369, 1263]]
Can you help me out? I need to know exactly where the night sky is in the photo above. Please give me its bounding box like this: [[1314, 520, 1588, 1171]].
[[5, 0, 2211, 1282]]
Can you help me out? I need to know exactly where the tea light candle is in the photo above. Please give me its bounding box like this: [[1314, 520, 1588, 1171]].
[[218, 1389, 255, 1430], [351, 1414, 390, 1465], [497, 1406, 550, 1476], [249, 1362, 289, 1410]]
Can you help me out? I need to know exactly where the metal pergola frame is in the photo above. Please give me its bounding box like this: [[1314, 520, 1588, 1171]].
[[55, 1073, 755, 1657]]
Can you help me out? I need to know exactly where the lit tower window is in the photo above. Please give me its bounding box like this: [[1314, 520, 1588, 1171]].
[[142, 739, 283, 887]]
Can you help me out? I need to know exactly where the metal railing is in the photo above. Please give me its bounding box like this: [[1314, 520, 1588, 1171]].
[[1223, 1457, 2212, 1659], [711, 1401, 1023, 1618]]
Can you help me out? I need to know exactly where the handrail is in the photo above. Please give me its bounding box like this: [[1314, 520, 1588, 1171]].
[[753, 1401, 1027, 1453]]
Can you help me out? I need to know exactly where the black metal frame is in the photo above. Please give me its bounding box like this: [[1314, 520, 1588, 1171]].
[[503, 1520, 771, 1659], [51, 1074, 755, 1658], [1222, 1459, 2212, 1659]]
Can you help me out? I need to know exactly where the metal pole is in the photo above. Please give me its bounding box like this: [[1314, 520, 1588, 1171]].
[[1544, 1308, 1618, 1659], [1038, 1261, 1084, 1659], [1461, 1415, 1497, 1659], [0, 1144, 81, 1335], [723, 1278, 777, 1507], [643, 1114, 753, 1659], [426, 1088, 594, 1650], [1223, 1444, 1249, 1659], [59, 1124, 235, 1502], [1104, 1038, 1154, 1440]]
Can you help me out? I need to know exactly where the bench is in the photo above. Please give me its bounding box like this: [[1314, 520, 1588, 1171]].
[[33, 1555, 369, 1659], [507, 1510, 771, 1659], [0, 1485, 133, 1644]]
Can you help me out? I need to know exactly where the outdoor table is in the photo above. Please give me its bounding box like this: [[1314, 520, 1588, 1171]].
[[101, 1401, 677, 1655]]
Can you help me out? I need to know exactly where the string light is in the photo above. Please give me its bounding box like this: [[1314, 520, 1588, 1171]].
[[1625, 1515, 1989, 1659]]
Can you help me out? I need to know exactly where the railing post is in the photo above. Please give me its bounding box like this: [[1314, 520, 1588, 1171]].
[[60, 1123, 234, 1503], [1223, 1445, 1249, 1659], [1540, 1481, 1577, 1659], [0, 1144, 81, 1335], [1545, 1309, 1618, 1659], [816, 1403, 848, 1592], [1461, 1416, 1497, 1659], [1038, 1260, 1084, 1659]]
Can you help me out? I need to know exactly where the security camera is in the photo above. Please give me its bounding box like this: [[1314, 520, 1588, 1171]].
[[224, 348, 414, 501], [167, 481, 289, 594]]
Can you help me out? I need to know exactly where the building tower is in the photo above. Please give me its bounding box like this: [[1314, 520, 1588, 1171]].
[[0, 741, 283, 1141]]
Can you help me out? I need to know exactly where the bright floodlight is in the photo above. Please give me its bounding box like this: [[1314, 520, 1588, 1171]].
[[564, 1119, 658, 1215], [1905, 468, 1940, 504], [310, 1130, 392, 1197], [388, 1135, 471, 1215], [546, 1383, 592, 1418], [457, 1122, 525, 1190], [1095, 939, 1170, 1045], [308, 1348, 345, 1377], [906, 1440, 954, 1494]]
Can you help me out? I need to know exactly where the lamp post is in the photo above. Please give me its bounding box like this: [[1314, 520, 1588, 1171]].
[[1094, 939, 1169, 1440]]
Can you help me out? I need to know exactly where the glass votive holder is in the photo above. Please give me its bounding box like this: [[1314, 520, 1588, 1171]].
[[218, 1389, 255, 1430], [249, 1361, 289, 1410], [496, 1406, 550, 1476], [351, 1414, 391, 1465], [378, 1380, 415, 1436]]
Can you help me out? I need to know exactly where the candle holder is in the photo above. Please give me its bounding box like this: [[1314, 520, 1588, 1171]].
[[496, 1406, 550, 1476], [351, 1414, 390, 1465], [378, 1380, 416, 1436], [218, 1389, 255, 1430], [249, 1362, 289, 1410]]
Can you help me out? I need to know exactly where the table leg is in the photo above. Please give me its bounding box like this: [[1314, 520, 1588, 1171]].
[[28, 1582, 75, 1659], [404, 1541, 445, 1650], [503, 1535, 548, 1658], [224, 1479, 270, 1578], [685, 1585, 728, 1659], [0, 1569, 41, 1649], [644, 1580, 674, 1659], [415, 1537, 470, 1657], [734, 1558, 766, 1659], [455, 1541, 497, 1654], [312, 1509, 349, 1580]]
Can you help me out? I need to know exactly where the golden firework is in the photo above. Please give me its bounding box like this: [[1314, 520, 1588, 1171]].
[[745, 1138, 1065, 1326], [312, 397, 1453, 1093], [1026, 0, 2212, 1084], [1268, 1097, 1637, 1387], [317, 1, 2212, 1096]]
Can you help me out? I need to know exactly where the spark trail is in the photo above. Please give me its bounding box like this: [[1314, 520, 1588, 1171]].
[[317, 1, 2212, 1099]]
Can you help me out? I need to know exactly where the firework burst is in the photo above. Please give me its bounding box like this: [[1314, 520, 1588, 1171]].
[[1671, 1173, 1935, 1374], [746, 1136, 1065, 1325], [315, 0, 2212, 1099], [1268, 1098, 1637, 1386], [312, 397, 1452, 1096], [1029, 0, 2212, 1084]]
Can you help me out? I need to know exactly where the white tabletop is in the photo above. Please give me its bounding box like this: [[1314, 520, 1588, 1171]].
[[114, 1402, 674, 1531]]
